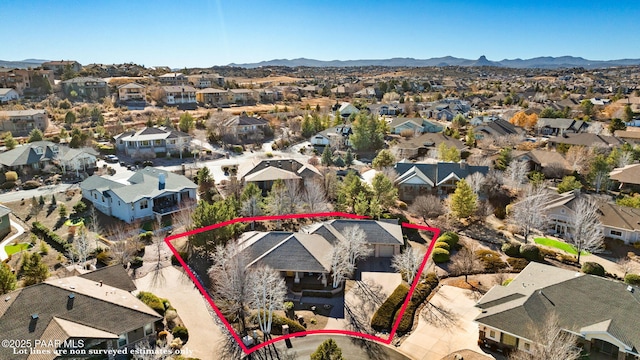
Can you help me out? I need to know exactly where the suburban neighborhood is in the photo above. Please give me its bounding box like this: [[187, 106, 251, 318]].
[[2, 15, 640, 358]]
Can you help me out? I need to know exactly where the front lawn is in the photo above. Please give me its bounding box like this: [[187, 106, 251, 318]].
[[533, 237, 588, 255], [5, 242, 33, 256]]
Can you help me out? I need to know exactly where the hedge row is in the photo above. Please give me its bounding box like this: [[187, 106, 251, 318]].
[[437, 232, 459, 248], [432, 248, 450, 263], [32, 221, 72, 254], [370, 283, 410, 332], [501, 242, 543, 262], [137, 291, 173, 316], [395, 273, 439, 334]]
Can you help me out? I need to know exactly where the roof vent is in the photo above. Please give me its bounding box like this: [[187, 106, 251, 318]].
[[4, 296, 10, 302], [627, 285, 634, 293], [31, 313, 39, 320], [68, 293, 75, 299]]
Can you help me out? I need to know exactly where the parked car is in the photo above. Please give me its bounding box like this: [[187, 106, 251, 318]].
[[105, 155, 119, 163]]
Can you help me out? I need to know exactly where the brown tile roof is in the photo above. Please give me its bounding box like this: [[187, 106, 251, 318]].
[[598, 202, 640, 231]]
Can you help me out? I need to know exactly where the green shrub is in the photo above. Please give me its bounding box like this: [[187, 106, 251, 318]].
[[395, 273, 438, 334], [137, 291, 168, 316], [475, 249, 508, 272], [1, 181, 15, 189], [22, 180, 41, 190], [501, 242, 521, 257], [32, 221, 72, 253], [371, 283, 410, 332], [502, 278, 513, 286], [284, 301, 294, 311], [96, 251, 112, 266], [434, 241, 450, 251], [519, 244, 542, 262], [506, 257, 529, 272], [131, 256, 143, 268], [172, 326, 189, 342], [73, 201, 87, 215], [624, 273, 640, 286], [232, 145, 243, 154], [171, 251, 188, 265], [432, 248, 450, 263], [139, 231, 153, 244], [251, 311, 305, 334], [4, 171, 18, 182], [437, 232, 459, 248], [582, 262, 605, 276], [539, 247, 558, 259]]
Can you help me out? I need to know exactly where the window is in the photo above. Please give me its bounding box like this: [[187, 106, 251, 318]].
[[93, 193, 97, 199], [489, 330, 496, 339], [101, 196, 105, 202], [154, 140, 162, 146], [524, 343, 530, 351], [144, 323, 153, 336], [611, 230, 622, 236], [169, 140, 176, 145], [117, 333, 127, 347], [34, 146, 43, 155], [140, 200, 148, 209], [141, 140, 150, 147]]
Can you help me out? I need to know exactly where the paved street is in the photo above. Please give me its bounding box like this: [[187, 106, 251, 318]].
[[0, 183, 78, 204]]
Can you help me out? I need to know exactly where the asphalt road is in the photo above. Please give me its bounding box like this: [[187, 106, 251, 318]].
[[258, 334, 412, 360], [0, 183, 78, 204]]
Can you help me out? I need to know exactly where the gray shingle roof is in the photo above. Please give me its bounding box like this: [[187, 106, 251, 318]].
[[0, 277, 161, 360], [475, 262, 640, 351], [78, 265, 137, 292], [80, 167, 196, 204], [394, 161, 489, 187]]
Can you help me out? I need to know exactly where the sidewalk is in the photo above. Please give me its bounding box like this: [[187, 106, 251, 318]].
[[0, 218, 26, 261]]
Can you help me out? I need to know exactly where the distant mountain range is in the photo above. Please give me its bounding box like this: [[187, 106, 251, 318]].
[[3, 56, 640, 70], [228, 55, 640, 69]]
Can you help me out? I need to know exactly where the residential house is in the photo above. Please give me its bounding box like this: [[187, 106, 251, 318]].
[[196, 88, 231, 107], [389, 117, 443, 135], [536, 118, 588, 136], [161, 85, 197, 109], [423, 100, 470, 121], [354, 87, 378, 98], [369, 103, 404, 116], [513, 149, 571, 178], [612, 130, 640, 145], [187, 73, 224, 88], [0, 68, 54, 95], [541, 191, 637, 243], [590, 97, 611, 106], [0, 109, 49, 135], [0, 204, 11, 238], [394, 160, 489, 200], [61, 77, 109, 100], [221, 114, 270, 141], [338, 102, 359, 119], [157, 72, 188, 85], [117, 82, 146, 102], [547, 133, 624, 149], [469, 115, 501, 126], [475, 262, 640, 359], [310, 125, 352, 147], [0, 141, 97, 173], [474, 119, 525, 139], [394, 133, 467, 159], [80, 167, 197, 223], [610, 164, 640, 191], [41, 60, 82, 75], [299, 85, 320, 97], [0, 88, 19, 103], [0, 265, 163, 360], [229, 89, 257, 105], [238, 219, 404, 286], [114, 126, 192, 157], [239, 158, 322, 193]]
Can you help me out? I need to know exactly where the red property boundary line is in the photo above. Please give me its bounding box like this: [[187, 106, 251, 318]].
[[163, 212, 440, 355]]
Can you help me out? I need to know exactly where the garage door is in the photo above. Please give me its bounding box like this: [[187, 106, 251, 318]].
[[378, 245, 395, 257]]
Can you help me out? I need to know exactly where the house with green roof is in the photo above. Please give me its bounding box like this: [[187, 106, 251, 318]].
[[475, 262, 640, 359], [80, 167, 196, 223]]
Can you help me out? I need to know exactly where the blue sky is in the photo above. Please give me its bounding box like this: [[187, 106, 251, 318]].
[[1, 0, 639, 68]]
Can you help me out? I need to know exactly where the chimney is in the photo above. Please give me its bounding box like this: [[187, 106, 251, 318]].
[[158, 173, 166, 190], [460, 159, 466, 169]]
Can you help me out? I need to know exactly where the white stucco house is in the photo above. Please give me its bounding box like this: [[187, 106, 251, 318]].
[[80, 167, 197, 223]]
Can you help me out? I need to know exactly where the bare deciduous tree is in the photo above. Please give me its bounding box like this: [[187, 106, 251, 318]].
[[74, 225, 90, 268], [409, 195, 445, 221], [504, 159, 529, 190], [567, 196, 604, 263], [328, 226, 373, 288], [617, 257, 637, 277], [391, 246, 425, 284], [449, 244, 482, 283], [283, 179, 304, 214], [208, 241, 250, 334], [108, 224, 139, 266], [302, 180, 329, 213], [508, 185, 552, 243], [247, 266, 286, 338], [509, 313, 581, 360], [241, 194, 263, 230], [565, 146, 590, 173], [541, 162, 567, 179], [465, 172, 486, 194]]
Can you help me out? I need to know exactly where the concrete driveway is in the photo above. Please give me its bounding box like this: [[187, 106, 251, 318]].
[[399, 285, 494, 360], [134, 266, 225, 360]]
